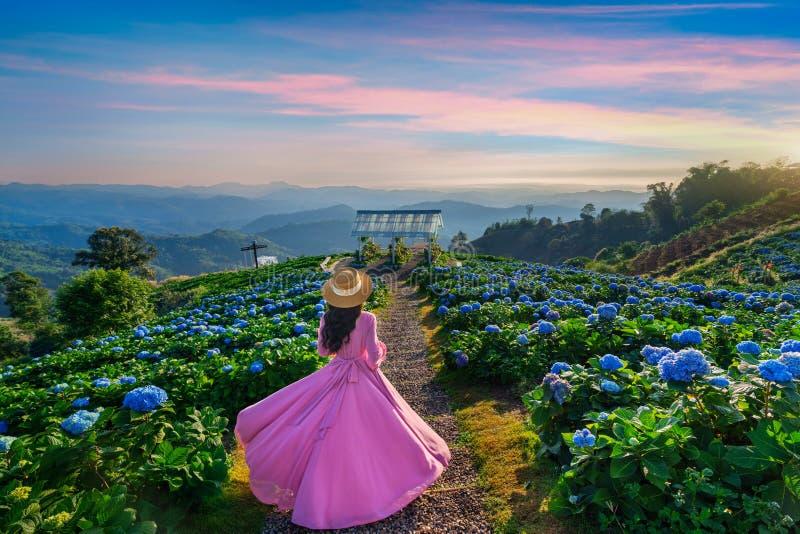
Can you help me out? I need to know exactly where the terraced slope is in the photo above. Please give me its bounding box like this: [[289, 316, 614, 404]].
[[674, 221, 800, 287], [629, 190, 800, 275]]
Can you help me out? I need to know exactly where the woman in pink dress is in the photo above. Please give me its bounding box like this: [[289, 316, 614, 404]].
[[235, 267, 451, 530]]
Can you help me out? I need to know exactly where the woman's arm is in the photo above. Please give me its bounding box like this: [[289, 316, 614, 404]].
[[364, 313, 387, 370], [316, 316, 334, 357]]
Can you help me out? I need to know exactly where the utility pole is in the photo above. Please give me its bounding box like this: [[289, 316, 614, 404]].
[[241, 240, 268, 268]]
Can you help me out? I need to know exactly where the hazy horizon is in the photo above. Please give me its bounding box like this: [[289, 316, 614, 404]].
[[2, 1, 799, 188]]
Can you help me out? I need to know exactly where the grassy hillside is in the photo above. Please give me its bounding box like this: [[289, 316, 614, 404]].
[[673, 221, 800, 288], [629, 190, 800, 275]]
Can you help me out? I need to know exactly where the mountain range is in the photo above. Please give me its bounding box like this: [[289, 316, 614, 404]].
[[0, 181, 650, 300]]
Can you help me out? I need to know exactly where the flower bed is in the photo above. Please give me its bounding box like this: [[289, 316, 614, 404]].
[[416, 258, 800, 531], [0, 257, 385, 531]]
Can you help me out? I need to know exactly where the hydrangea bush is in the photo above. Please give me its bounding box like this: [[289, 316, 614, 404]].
[[0, 255, 388, 531], [415, 257, 800, 531]]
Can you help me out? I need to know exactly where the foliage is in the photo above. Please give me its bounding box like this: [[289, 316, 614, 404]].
[[359, 238, 385, 264], [474, 161, 799, 264], [73, 227, 158, 278], [56, 269, 155, 339], [416, 255, 800, 531], [0, 322, 28, 361], [0, 257, 386, 531], [1, 272, 52, 326], [393, 238, 412, 265]]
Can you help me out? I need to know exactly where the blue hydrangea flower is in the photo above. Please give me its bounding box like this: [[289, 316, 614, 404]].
[[598, 412, 609, 421], [639, 314, 654, 322], [293, 323, 307, 335], [572, 428, 596, 448], [780, 340, 800, 353], [736, 341, 762, 355], [437, 305, 449, 315], [459, 304, 472, 314], [600, 379, 621, 393], [249, 361, 264, 373], [718, 315, 736, 326], [597, 304, 618, 321], [0, 435, 16, 453], [221, 364, 233, 373], [640, 345, 672, 365], [759, 359, 793, 383], [92, 378, 111, 388], [122, 385, 168, 412], [0, 420, 7, 433], [568, 495, 580, 505], [61, 410, 100, 435], [678, 329, 703, 346], [118, 376, 136, 385], [707, 376, 730, 388], [599, 354, 623, 371], [537, 321, 556, 334], [550, 362, 571, 374], [484, 324, 501, 334], [206, 348, 221, 358], [517, 334, 529, 345], [778, 353, 800, 378], [542, 373, 571, 405], [72, 397, 91, 408], [658, 348, 711, 382], [453, 350, 469, 368]]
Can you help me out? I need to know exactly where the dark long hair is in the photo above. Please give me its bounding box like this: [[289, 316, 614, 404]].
[[321, 304, 362, 353]]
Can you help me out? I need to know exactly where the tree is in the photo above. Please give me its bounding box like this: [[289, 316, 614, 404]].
[[56, 269, 154, 338], [0, 322, 28, 361], [525, 204, 535, 220], [73, 227, 157, 278], [1, 271, 51, 325], [643, 182, 679, 240], [580, 203, 596, 220], [449, 231, 469, 251], [694, 200, 727, 224]]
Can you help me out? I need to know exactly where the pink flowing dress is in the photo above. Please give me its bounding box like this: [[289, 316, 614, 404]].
[[235, 311, 451, 530]]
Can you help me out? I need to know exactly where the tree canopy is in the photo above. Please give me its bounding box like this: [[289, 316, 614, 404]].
[[72, 226, 157, 278]]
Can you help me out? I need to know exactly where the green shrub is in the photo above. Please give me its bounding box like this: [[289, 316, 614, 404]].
[[56, 269, 154, 338]]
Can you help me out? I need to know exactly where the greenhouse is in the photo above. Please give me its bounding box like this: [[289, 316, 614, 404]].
[[351, 209, 443, 263]]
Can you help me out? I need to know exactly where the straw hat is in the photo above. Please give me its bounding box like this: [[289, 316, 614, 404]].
[[321, 267, 373, 308]]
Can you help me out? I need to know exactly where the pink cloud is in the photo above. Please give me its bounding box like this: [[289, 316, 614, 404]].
[[453, 2, 773, 15], [3, 54, 797, 152]]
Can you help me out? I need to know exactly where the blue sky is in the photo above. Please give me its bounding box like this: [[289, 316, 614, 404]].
[[1, 1, 799, 189]]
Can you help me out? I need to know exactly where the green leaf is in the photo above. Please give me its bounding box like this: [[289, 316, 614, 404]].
[[725, 446, 774, 473], [641, 458, 670, 491], [610, 455, 638, 479], [784, 463, 800, 498], [747, 420, 790, 461]]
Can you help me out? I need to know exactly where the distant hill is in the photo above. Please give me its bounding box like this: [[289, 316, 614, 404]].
[[258, 220, 355, 256], [149, 230, 292, 279], [397, 200, 581, 244], [0, 229, 293, 297], [629, 190, 800, 275], [0, 222, 94, 249], [242, 204, 355, 233], [0, 239, 82, 290], [0, 182, 647, 236]]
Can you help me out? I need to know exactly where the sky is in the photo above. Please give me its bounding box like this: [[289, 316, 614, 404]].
[[1, 0, 799, 190]]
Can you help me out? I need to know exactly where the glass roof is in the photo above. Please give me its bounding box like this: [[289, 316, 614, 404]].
[[351, 210, 443, 238]]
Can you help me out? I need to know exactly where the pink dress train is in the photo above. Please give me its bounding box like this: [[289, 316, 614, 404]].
[[235, 311, 451, 530]]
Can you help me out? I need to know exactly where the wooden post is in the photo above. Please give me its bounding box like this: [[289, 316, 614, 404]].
[[240, 240, 268, 268]]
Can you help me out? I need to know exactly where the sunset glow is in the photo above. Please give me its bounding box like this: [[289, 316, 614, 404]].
[[1, 1, 798, 188]]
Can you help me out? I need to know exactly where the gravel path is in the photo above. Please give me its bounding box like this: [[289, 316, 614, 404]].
[[262, 258, 490, 533]]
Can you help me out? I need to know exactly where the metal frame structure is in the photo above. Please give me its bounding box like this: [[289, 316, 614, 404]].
[[351, 209, 443, 264]]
